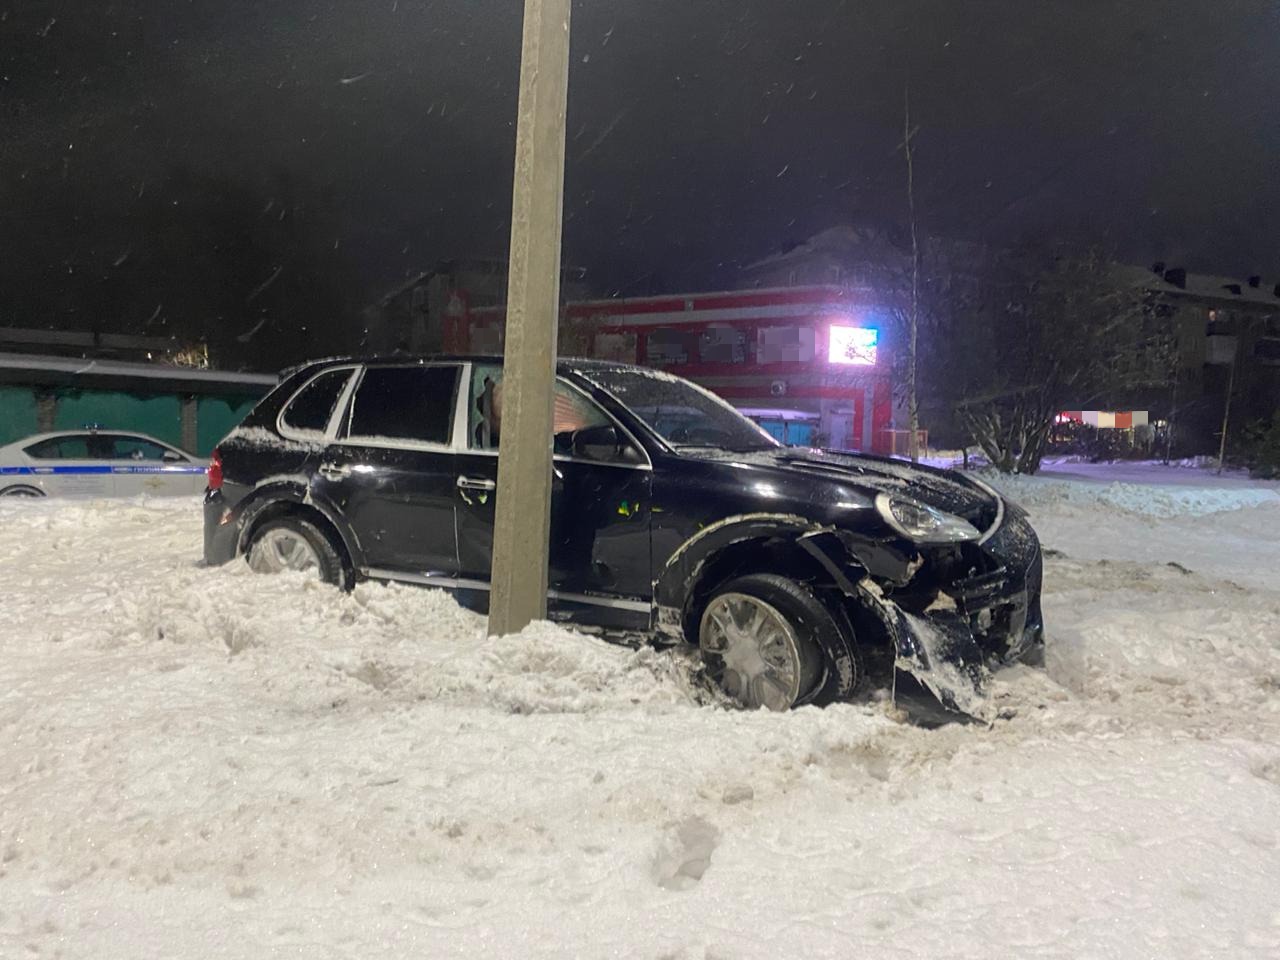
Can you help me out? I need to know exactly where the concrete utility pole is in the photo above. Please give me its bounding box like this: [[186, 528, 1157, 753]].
[[488, 0, 572, 637]]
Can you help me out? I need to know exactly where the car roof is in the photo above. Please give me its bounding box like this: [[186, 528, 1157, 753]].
[[0, 430, 198, 456], [11, 429, 173, 442], [284, 354, 643, 376]]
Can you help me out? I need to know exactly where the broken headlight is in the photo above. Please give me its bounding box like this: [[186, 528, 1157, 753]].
[[875, 492, 980, 544]]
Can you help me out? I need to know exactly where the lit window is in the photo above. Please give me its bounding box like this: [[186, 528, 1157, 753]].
[[828, 326, 878, 365]]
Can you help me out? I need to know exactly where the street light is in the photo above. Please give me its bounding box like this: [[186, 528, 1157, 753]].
[[487, 0, 572, 636]]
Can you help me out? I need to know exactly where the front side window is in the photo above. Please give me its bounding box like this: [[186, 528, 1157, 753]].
[[281, 368, 354, 436], [345, 365, 459, 445], [468, 365, 613, 455], [109, 436, 172, 461]]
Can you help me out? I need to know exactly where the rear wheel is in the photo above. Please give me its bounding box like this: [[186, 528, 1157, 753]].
[[246, 516, 348, 588], [698, 573, 857, 711]]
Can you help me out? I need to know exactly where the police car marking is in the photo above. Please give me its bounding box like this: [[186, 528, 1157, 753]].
[[0, 465, 206, 475]]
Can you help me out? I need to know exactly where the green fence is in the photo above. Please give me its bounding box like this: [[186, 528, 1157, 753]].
[[0, 387, 39, 446], [53, 390, 184, 448], [0, 386, 261, 455], [197, 395, 258, 455]]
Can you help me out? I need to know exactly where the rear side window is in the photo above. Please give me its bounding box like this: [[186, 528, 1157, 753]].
[[24, 436, 90, 459], [280, 369, 353, 436], [346, 366, 459, 445]]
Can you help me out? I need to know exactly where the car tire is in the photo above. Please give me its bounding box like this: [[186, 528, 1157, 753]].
[[0, 485, 44, 497], [245, 515, 350, 589], [698, 573, 862, 711]]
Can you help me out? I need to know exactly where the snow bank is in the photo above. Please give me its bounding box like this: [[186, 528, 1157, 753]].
[[985, 469, 1280, 519], [2, 490, 1279, 959]]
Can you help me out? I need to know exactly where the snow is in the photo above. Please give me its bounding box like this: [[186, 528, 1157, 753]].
[[1013, 456, 1279, 499], [2, 461, 1280, 958], [1002, 470, 1279, 519], [982, 461, 1280, 592], [223, 425, 326, 451]]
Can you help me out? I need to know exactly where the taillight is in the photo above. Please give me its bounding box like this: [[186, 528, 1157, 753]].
[[207, 447, 223, 490]]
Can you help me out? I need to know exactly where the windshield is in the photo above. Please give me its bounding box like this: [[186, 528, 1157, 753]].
[[580, 368, 779, 451]]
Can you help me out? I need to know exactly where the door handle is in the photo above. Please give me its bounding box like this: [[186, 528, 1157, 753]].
[[456, 476, 497, 492], [318, 462, 352, 480]]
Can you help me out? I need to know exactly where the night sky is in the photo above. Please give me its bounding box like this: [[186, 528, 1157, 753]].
[[4, 0, 1278, 304]]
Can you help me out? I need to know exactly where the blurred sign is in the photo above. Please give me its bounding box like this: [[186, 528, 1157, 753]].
[[1058, 411, 1149, 429]]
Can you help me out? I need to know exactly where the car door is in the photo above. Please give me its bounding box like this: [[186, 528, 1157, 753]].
[[106, 434, 205, 496], [311, 363, 462, 578], [454, 364, 653, 631], [22, 434, 112, 497]]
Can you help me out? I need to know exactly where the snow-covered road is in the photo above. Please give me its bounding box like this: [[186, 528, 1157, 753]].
[[2, 465, 1279, 959]]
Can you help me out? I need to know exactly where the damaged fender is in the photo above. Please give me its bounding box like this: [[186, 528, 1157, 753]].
[[653, 514, 997, 720], [854, 580, 996, 722], [652, 512, 824, 641], [651, 515, 860, 704], [797, 530, 995, 720]]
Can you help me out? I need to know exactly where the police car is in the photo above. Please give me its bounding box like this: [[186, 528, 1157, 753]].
[[0, 429, 208, 498]]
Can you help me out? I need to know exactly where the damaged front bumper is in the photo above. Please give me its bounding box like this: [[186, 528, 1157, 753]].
[[800, 508, 1044, 722], [651, 506, 1044, 722], [880, 586, 1043, 722], [867, 512, 1045, 721]]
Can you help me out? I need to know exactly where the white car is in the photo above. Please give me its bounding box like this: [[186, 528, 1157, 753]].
[[0, 430, 208, 498]]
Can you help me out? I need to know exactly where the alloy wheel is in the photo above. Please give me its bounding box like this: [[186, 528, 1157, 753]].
[[699, 593, 812, 710], [248, 527, 322, 576]]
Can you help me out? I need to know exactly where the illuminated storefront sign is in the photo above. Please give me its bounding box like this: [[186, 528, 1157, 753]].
[[828, 325, 878, 366]]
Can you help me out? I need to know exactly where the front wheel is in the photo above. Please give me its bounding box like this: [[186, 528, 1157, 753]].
[[246, 516, 348, 588], [0, 485, 45, 497], [698, 573, 859, 711]]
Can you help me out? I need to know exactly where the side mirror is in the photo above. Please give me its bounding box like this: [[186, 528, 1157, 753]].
[[571, 424, 623, 462], [162, 450, 185, 463]]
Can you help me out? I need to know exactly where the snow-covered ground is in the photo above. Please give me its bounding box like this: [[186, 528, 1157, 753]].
[[2, 463, 1279, 959]]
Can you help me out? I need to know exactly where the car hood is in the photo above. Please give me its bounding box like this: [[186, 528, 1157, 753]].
[[692, 447, 999, 526]]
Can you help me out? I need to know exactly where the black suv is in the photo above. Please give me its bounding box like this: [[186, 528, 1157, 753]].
[[204, 356, 1043, 717]]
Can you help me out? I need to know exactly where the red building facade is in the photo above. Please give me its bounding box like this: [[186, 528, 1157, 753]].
[[459, 285, 899, 455]]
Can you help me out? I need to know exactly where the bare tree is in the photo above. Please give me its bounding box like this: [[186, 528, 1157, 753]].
[[925, 244, 1175, 474], [1216, 340, 1238, 474]]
